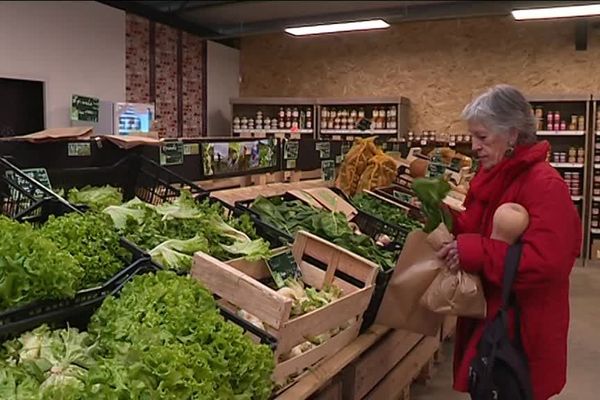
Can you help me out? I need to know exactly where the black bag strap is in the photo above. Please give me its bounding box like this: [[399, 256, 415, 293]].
[[501, 242, 525, 349], [502, 242, 523, 310]]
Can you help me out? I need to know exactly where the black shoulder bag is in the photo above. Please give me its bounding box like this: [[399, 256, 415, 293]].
[[468, 242, 533, 400]]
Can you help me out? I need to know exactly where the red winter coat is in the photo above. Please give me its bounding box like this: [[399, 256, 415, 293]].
[[452, 141, 581, 400]]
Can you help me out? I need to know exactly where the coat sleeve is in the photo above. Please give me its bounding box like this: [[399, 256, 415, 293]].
[[456, 176, 581, 290]]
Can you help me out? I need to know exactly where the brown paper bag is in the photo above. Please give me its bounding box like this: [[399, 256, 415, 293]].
[[375, 230, 445, 337], [420, 224, 486, 318]]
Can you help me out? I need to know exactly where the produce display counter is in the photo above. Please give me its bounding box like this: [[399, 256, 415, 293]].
[[210, 179, 331, 207], [273, 315, 456, 400]]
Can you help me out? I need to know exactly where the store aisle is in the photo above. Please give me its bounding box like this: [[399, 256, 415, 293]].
[[411, 266, 600, 400]]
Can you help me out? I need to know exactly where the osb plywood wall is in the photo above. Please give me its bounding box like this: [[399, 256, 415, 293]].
[[240, 16, 600, 133], [126, 14, 205, 138]]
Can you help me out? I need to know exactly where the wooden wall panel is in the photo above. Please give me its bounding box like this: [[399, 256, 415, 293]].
[[239, 16, 600, 133]]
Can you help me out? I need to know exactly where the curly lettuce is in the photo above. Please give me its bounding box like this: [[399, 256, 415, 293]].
[[0, 217, 83, 311]]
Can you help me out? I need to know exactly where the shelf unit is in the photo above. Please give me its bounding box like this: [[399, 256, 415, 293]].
[[529, 94, 591, 259], [229, 97, 411, 141], [316, 97, 409, 140], [230, 98, 317, 139], [588, 95, 600, 259]]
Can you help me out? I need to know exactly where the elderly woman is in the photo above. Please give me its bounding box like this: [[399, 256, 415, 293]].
[[438, 85, 581, 400]]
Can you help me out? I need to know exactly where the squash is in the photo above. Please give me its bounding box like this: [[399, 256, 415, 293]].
[[491, 203, 529, 244]]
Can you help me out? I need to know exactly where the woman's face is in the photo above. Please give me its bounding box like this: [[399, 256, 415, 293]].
[[468, 121, 517, 170]]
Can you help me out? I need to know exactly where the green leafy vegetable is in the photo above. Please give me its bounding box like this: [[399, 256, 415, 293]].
[[67, 185, 123, 211], [148, 235, 209, 273], [39, 212, 130, 288], [104, 192, 272, 272], [88, 271, 274, 399], [1, 325, 97, 399], [412, 177, 453, 233], [352, 193, 423, 232], [250, 196, 397, 270], [0, 216, 83, 311], [0, 272, 275, 399]]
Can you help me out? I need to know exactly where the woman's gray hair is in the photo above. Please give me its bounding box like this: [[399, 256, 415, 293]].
[[461, 84, 537, 145]]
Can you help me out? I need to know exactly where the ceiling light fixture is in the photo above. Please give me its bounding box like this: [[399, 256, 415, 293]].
[[285, 19, 390, 36], [512, 4, 600, 20]]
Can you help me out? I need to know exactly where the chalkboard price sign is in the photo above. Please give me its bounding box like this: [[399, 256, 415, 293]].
[[71, 95, 99, 123]]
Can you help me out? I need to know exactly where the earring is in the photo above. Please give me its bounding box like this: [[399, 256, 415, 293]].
[[505, 144, 515, 157]]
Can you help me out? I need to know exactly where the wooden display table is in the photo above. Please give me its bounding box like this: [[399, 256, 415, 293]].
[[274, 316, 455, 400]]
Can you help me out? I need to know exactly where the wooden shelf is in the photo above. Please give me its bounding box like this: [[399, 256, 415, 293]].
[[537, 130, 585, 136], [233, 129, 313, 135], [320, 129, 397, 135], [550, 162, 584, 168]]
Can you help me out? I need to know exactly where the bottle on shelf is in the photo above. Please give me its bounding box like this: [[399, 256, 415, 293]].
[[299, 110, 306, 129], [358, 107, 365, 120], [372, 108, 379, 129], [546, 111, 554, 131], [306, 108, 313, 129]]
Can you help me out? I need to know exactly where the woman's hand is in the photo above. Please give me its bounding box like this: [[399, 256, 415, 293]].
[[436, 240, 460, 271]]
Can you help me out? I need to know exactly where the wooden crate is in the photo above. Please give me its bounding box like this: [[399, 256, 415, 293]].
[[362, 335, 440, 400], [191, 230, 379, 384], [341, 329, 423, 400]]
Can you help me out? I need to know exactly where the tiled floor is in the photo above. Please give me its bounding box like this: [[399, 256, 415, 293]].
[[411, 266, 600, 400]]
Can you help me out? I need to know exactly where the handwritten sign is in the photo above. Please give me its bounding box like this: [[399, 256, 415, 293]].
[[71, 95, 99, 122]]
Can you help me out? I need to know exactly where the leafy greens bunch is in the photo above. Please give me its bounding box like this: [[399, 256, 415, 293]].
[[0, 325, 97, 400], [88, 271, 274, 399], [67, 185, 123, 212], [0, 272, 275, 399], [251, 196, 397, 270], [103, 192, 271, 272], [39, 212, 130, 288], [351, 193, 423, 232], [412, 177, 453, 233], [0, 216, 82, 312]]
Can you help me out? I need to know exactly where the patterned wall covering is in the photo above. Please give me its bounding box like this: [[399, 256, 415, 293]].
[[182, 32, 204, 137], [153, 22, 178, 138], [125, 13, 205, 138], [125, 14, 150, 104]]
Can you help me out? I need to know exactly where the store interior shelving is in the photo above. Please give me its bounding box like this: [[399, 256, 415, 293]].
[[316, 97, 409, 139], [529, 95, 590, 258], [230, 97, 410, 140], [230, 97, 316, 138]]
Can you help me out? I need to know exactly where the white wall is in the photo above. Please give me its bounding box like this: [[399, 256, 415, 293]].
[[207, 41, 240, 136], [0, 1, 125, 129]]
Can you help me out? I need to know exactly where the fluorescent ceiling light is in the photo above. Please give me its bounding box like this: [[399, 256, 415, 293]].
[[512, 4, 600, 20], [285, 19, 390, 36]]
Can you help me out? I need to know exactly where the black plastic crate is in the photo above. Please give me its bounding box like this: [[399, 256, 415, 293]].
[[16, 153, 208, 207], [0, 259, 153, 341], [374, 185, 424, 220], [328, 188, 410, 250], [0, 261, 277, 350], [0, 156, 73, 220], [352, 210, 410, 249], [234, 194, 299, 246]]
